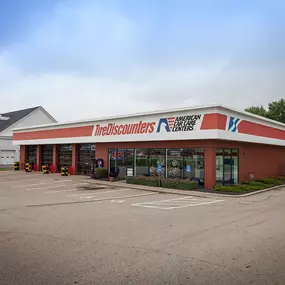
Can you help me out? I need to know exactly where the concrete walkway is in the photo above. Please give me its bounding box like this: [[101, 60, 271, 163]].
[[79, 177, 284, 198]]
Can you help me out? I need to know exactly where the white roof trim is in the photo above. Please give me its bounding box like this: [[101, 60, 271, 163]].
[[12, 104, 285, 132]]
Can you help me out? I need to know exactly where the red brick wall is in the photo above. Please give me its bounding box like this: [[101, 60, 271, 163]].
[[28, 139, 285, 187], [20, 145, 26, 170], [96, 139, 285, 187]]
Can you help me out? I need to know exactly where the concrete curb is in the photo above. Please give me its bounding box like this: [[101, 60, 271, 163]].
[[79, 178, 285, 199]]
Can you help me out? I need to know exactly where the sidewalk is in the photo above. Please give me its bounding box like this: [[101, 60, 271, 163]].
[[78, 177, 284, 198]]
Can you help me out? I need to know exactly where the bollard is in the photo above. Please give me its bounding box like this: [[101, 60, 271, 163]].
[[25, 162, 32, 172], [61, 167, 68, 176], [42, 165, 50, 174], [14, 162, 20, 171]]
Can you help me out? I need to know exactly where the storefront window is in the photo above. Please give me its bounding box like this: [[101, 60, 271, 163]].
[[149, 149, 166, 177], [117, 149, 126, 178], [183, 148, 204, 179], [216, 148, 239, 185], [108, 148, 205, 182], [216, 149, 224, 185], [167, 149, 183, 178], [125, 149, 134, 177], [135, 149, 149, 176]]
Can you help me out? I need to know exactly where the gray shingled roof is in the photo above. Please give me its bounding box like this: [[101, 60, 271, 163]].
[[0, 106, 40, 133]]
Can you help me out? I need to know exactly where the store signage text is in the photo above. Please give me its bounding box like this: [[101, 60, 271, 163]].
[[94, 114, 202, 136], [94, 121, 156, 136], [156, 114, 202, 133]]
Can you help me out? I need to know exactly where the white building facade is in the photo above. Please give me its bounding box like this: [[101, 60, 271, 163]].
[[0, 106, 56, 165]]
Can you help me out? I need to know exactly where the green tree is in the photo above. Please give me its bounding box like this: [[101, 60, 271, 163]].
[[245, 99, 285, 124], [245, 105, 268, 118], [267, 99, 285, 123]]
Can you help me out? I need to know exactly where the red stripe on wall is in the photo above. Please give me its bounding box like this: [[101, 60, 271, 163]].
[[13, 126, 94, 141], [200, 113, 227, 130], [238, 121, 285, 140]]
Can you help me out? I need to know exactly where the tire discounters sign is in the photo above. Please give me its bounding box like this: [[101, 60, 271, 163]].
[[93, 114, 202, 137]]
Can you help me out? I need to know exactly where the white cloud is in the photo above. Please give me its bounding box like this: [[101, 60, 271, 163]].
[[0, 1, 284, 121]]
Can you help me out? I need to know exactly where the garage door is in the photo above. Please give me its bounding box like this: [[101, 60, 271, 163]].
[[0, 150, 16, 165]]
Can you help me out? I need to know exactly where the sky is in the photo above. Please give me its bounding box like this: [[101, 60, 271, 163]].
[[0, 0, 284, 122]]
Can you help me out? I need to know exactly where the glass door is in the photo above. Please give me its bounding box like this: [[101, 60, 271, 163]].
[[216, 149, 239, 185]]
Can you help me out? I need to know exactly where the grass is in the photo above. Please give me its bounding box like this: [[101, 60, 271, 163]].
[[0, 167, 13, 171], [213, 177, 285, 194]]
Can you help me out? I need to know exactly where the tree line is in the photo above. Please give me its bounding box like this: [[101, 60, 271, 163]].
[[245, 98, 285, 124]]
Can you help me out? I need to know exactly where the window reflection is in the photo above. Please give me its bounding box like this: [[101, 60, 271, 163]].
[[216, 148, 239, 185], [108, 148, 205, 181]]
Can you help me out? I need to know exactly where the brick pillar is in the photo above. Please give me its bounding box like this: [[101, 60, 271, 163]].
[[95, 143, 108, 169], [204, 147, 216, 189], [36, 145, 42, 171], [52, 145, 58, 173], [71, 144, 78, 175], [20, 145, 26, 170]]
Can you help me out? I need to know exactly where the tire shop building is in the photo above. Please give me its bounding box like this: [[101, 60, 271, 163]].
[[12, 105, 285, 189]]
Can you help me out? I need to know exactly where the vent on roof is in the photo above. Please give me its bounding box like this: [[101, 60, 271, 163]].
[[0, 115, 10, 121]]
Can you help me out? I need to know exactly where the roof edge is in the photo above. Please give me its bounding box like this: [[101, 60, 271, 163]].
[[12, 104, 219, 131], [12, 103, 285, 132]]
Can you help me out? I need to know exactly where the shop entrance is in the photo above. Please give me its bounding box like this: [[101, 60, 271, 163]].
[[108, 149, 134, 179], [77, 144, 96, 175], [216, 148, 239, 185], [57, 144, 72, 172]]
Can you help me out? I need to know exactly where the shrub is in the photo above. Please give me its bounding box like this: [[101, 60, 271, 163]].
[[240, 181, 268, 187], [126, 176, 160, 187], [276, 176, 285, 181], [95, 167, 108, 179], [126, 176, 199, 190], [214, 183, 269, 193], [161, 179, 179, 189], [177, 180, 199, 190], [255, 178, 283, 186]]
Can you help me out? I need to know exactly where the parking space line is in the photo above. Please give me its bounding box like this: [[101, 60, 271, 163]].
[[44, 188, 78, 194], [132, 197, 224, 210], [68, 188, 132, 197], [12, 180, 73, 188], [27, 192, 158, 207], [25, 184, 70, 191]]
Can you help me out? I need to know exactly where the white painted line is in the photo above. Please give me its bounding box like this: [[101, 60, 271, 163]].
[[77, 192, 157, 201], [12, 180, 73, 188], [132, 199, 224, 210], [68, 188, 132, 197], [25, 184, 69, 191], [132, 204, 172, 210], [44, 188, 78, 194], [136, 196, 194, 204], [146, 199, 222, 206]]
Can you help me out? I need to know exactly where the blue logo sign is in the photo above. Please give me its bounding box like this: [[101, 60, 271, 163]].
[[156, 118, 171, 133], [186, 165, 191, 173], [227, 116, 241, 133], [157, 164, 163, 173]]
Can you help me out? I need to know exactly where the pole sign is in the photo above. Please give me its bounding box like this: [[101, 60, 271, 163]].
[[186, 165, 191, 173]]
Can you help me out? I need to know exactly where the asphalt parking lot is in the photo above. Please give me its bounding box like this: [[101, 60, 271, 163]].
[[1, 171, 285, 284]]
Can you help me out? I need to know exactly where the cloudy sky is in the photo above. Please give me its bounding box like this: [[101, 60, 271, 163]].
[[0, 0, 284, 122]]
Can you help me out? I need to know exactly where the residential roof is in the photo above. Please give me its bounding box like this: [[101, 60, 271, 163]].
[[0, 106, 40, 133]]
